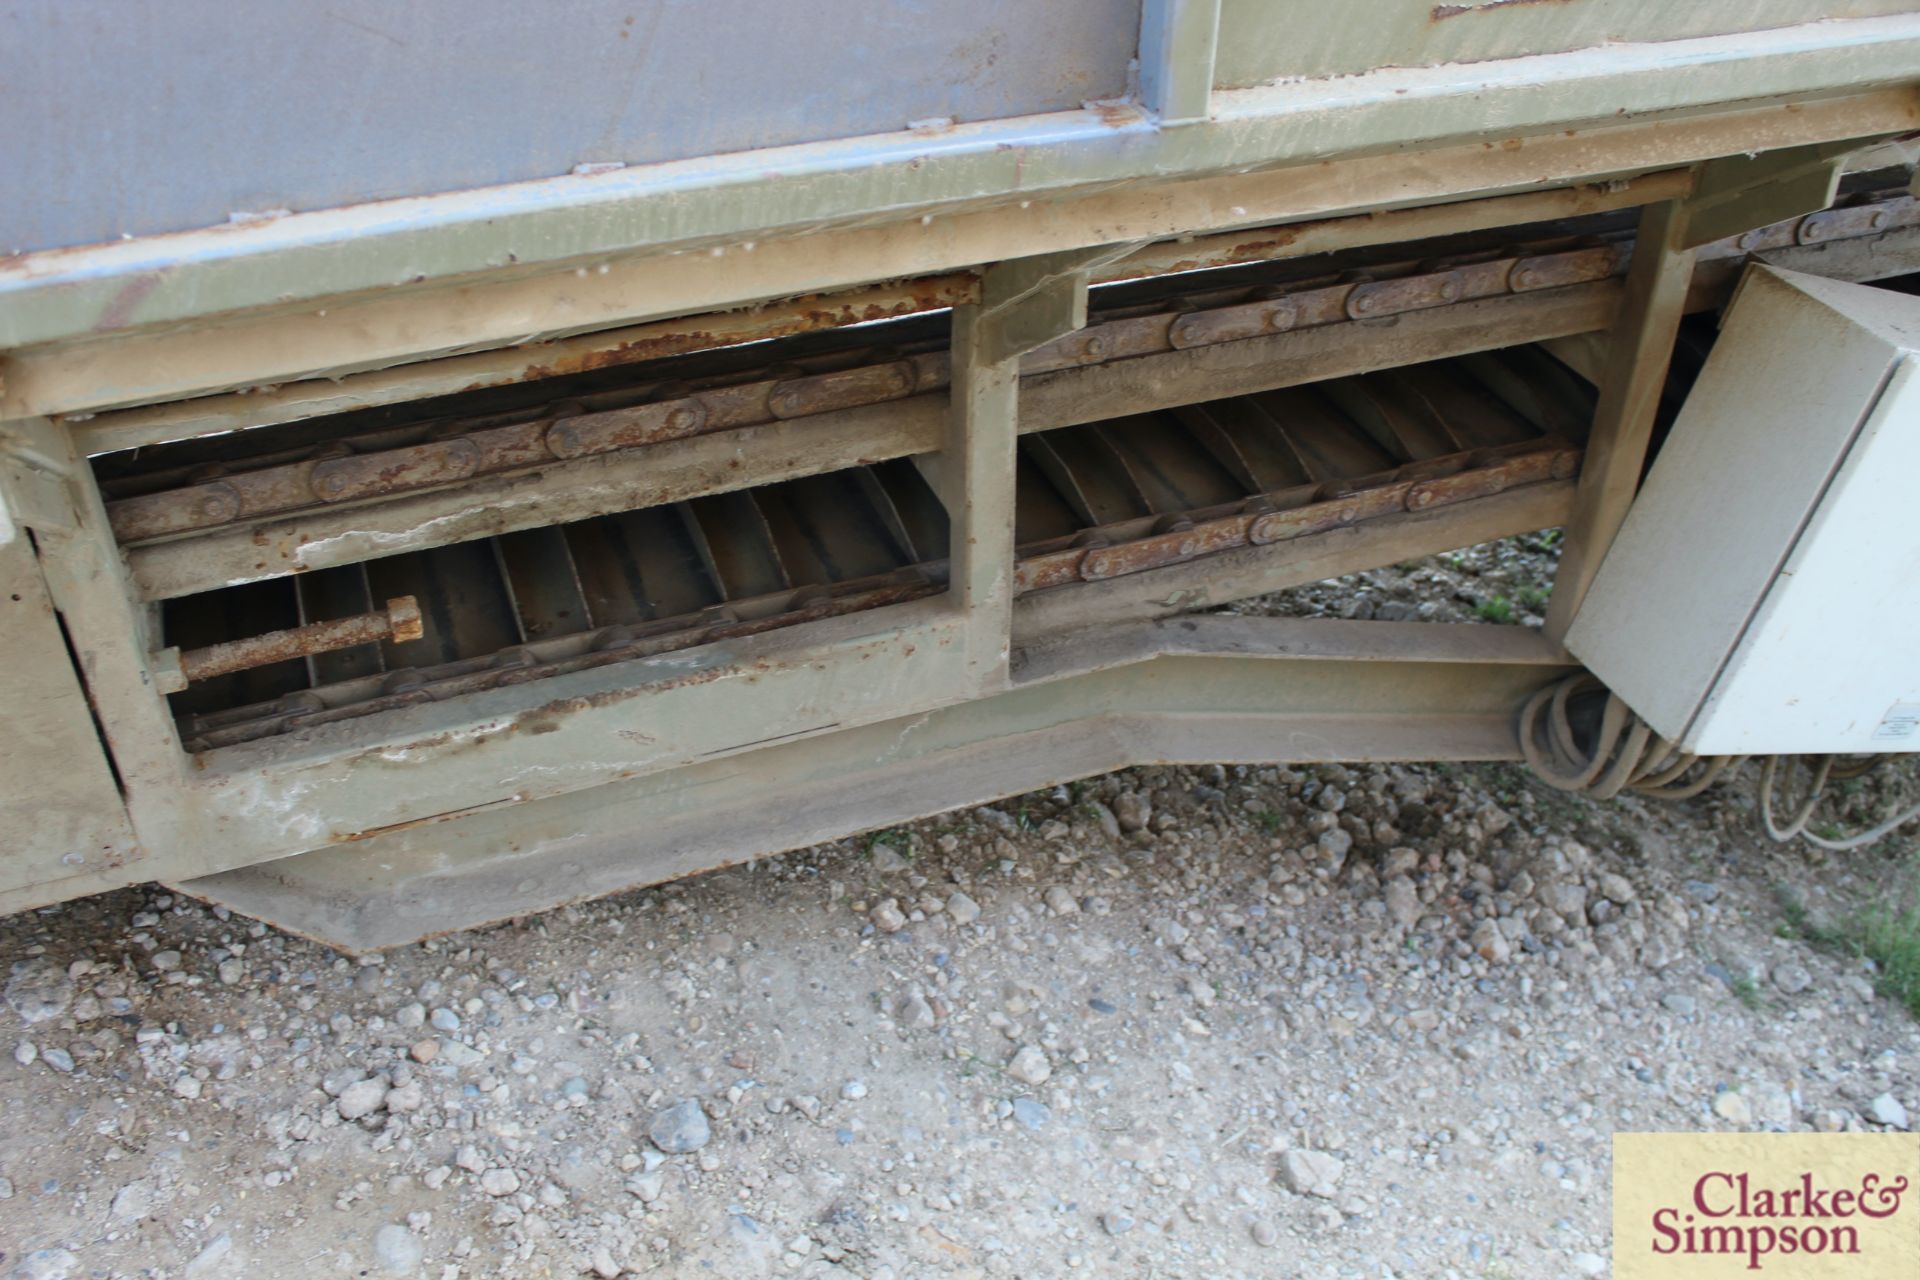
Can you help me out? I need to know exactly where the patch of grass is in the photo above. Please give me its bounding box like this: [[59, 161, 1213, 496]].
[[1517, 585, 1551, 612], [1780, 870, 1920, 1019], [1728, 972, 1766, 1012], [1853, 906, 1920, 1017], [1475, 596, 1516, 625], [1251, 809, 1284, 835]]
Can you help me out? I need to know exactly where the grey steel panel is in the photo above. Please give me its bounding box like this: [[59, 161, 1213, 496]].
[[4, 46, 1915, 367], [0, 0, 1140, 252], [1212, 0, 1918, 88]]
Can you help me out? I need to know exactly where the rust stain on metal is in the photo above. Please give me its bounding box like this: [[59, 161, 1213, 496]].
[[1086, 99, 1145, 128], [109, 480, 242, 542], [768, 361, 916, 418], [309, 439, 480, 502], [515, 276, 974, 381], [93, 271, 166, 332], [1169, 298, 1295, 348], [1347, 270, 1466, 320], [1508, 245, 1618, 292], [175, 595, 424, 684], [545, 399, 710, 459], [1080, 516, 1249, 581]]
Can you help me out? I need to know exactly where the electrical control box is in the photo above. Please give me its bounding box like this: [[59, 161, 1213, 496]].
[[1567, 266, 1920, 756]]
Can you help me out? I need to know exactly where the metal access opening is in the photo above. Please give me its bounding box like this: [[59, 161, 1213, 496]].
[[163, 461, 951, 750], [76, 179, 1915, 773], [142, 339, 1588, 750]]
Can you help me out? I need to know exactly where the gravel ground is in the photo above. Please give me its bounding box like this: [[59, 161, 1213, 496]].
[[1229, 531, 1566, 627], [4, 545, 1918, 1280]]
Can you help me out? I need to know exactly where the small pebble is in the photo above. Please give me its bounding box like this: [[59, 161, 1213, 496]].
[[1868, 1093, 1909, 1129], [1006, 1044, 1052, 1086], [480, 1168, 521, 1197], [649, 1099, 712, 1154], [336, 1077, 388, 1121], [373, 1223, 425, 1274], [1771, 962, 1812, 995]]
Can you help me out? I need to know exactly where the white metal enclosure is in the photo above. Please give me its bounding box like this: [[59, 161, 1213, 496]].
[[1569, 267, 1920, 754]]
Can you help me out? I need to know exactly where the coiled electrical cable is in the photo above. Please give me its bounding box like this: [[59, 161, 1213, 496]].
[[1518, 673, 1920, 849], [1518, 673, 1739, 800], [1757, 753, 1920, 850]]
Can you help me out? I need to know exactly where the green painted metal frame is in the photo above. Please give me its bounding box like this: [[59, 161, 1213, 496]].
[[4, 6, 1920, 937], [174, 616, 1579, 951]]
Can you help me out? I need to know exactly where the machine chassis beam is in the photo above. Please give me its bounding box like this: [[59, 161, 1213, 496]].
[[172, 615, 1577, 951]]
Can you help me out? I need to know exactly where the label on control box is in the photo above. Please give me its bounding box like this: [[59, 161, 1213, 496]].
[[1871, 702, 1920, 741]]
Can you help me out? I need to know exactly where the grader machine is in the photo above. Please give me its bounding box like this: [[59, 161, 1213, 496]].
[[2, 2, 1917, 949]]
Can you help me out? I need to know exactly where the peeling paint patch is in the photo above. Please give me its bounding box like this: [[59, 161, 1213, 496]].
[[94, 271, 166, 332], [1430, 0, 1574, 19]]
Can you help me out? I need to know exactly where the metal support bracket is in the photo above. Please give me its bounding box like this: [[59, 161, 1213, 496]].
[[1138, 0, 1221, 126], [0, 449, 78, 534], [1545, 200, 1694, 639], [1681, 141, 1856, 249], [946, 246, 1147, 682], [976, 245, 1141, 364], [946, 301, 1019, 687]]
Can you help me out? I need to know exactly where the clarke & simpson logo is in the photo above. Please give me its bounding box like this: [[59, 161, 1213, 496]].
[[1650, 1168, 1908, 1268], [1614, 1132, 1920, 1279]]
